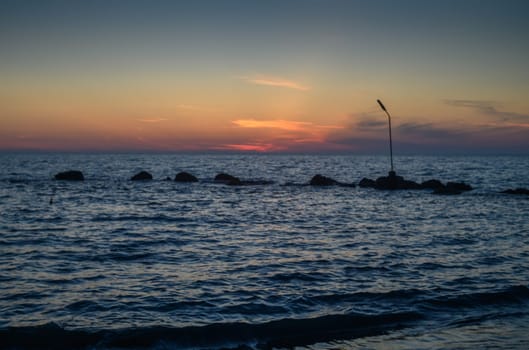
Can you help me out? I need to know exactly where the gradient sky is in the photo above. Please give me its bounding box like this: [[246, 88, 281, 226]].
[[1, 0, 529, 154]]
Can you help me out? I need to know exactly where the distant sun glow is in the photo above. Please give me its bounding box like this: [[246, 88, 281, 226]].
[[215, 143, 281, 152]]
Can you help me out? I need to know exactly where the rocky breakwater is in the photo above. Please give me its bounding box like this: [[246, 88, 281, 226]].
[[359, 171, 420, 190], [359, 171, 473, 195], [309, 174, 355, 187]]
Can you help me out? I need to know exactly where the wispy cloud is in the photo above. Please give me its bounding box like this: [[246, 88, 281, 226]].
[[356, 119, 387, 130], [396, 122, 466, 139], [327, 110, 529, 154], [340, 112, 388, 133], [444, 99, 496, 110], [444, 99, 529, 123], [233, 119, 342, 130], [240, 75, 310, 91], [232, 119, 312, 131], [214, 143, 282, 152], [228, 119, 343, 151]]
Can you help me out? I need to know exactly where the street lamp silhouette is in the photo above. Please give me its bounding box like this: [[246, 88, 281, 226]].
[[377, 99, 395, 175]]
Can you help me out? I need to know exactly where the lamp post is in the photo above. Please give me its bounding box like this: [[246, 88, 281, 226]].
[[377, 99, 394, 174]]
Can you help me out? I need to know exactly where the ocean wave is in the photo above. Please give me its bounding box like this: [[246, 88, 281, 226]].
[[309, 288, 423, 306], [141, 299, 216, 312], [106, 251, 154, 262], [65, 300, 106, 313], [343, 265, 391, 273], [92, 214, 191, 223], [78, 251, 156, 263], [268, 271, 327, 283], [422, 285, 529, 310], [221, 302, 289, 316], [0, 311, 422, 350], [302, 286, 529, 313], [448, 310, 529, 328]]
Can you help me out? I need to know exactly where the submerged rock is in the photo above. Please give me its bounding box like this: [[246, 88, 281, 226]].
[[310, 174, 339, 186], [214, 173, 242, 186], [432, 182, 472, 195], [358, 178, 376, 188], [403, 180, 422, 189], [433, 187, 462, 195], [421, 179, 445, 190], [131, 171, 153, 181], [174, 172, 198, 182], [241, 180, 274, 186], [54, 170, 84, 181], [501, 188, 529, 195], [213, 173, 273, 186], [446, 181, 473, 192]]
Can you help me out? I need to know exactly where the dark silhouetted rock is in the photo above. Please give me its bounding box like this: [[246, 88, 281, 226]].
[[446, 182, 473, 192], [310, 174, 339, 186], [213, 173, 273, 186], [501, 188, 529, 195], [402, 180, 422, 190], [359, 178, 376, 188], [281, 182, 309, 187], [359, 173, 471, 193], [214, 173, 242, 186], [375, 172, 403, 190], [432, 181, 473, 195], [174, 172, 198, 182], [54, 170, 84, 181], [214, 173, 236, 182], [421, 179, 445, 190], [131, 171, 152, 181], [227, 179, 243, 186], [241, 180, 274, 186], [374, 171, 421, 190]]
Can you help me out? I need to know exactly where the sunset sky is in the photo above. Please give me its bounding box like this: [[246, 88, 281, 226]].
[[1, 0, 528, 154]]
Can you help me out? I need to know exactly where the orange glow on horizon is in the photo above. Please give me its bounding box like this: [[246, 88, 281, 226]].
[[214, 143, 283, 152], [232, 119, 312, 131]]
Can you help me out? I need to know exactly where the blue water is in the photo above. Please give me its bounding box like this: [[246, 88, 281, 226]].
[[1, 153, 528, 349]]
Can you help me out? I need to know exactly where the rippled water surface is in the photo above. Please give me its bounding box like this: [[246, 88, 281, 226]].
[[1, 153, 528, 349]]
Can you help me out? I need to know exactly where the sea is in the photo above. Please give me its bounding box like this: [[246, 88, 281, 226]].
[[1, 153, 528, 350]]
